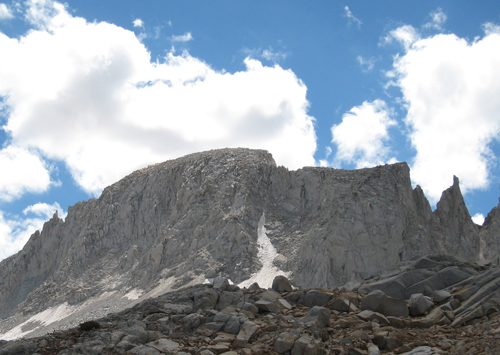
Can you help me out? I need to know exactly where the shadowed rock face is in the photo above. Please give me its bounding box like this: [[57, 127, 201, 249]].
[[480, 202, 500, 265], [0, 148, 492, 337]]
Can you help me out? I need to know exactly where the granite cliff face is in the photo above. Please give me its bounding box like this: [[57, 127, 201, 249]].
[[0, 148, 495, 339]]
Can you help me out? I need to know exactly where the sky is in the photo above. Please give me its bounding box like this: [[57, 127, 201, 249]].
[[0, 0, 500, 261]]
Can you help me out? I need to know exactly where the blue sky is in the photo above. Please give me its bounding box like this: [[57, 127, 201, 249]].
[[1, 0, 500, 260]]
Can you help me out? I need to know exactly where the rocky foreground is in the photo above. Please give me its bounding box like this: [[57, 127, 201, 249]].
[[1, 255, 500, 355]]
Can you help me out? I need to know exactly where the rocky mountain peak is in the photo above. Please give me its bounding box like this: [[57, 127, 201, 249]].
[[432, 175, 479, 262], [0, 148, 499, 342]]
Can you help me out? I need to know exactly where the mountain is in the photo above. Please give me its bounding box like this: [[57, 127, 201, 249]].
[[0, 148, 497, 340]]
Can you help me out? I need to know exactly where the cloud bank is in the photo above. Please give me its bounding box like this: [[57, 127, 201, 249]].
[[331, 12, 500, 205], [0, 0, 316, 198], [0, 0, 316, 260], [391, 25, 500, 202]]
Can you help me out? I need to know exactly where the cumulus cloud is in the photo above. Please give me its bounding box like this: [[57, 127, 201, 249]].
[[391, 28, 500, 204], [171, 32, 193, 42], [0, 0, 316, 196], [0, 146, 52, 201], [133, 18, 144, 28], [382, 25, 420, 50], [343, 6, 362, 29], [331, 100, 397, 168], [471, 213, 485, 226], [0, 3, 13, 20], [0, 202, 66, 261]]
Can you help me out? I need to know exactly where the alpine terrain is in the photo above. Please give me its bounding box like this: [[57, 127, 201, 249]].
[[1, 148, 500, 354]]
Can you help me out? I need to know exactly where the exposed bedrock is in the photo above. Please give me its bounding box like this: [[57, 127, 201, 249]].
[[0, 148, 495, 327]]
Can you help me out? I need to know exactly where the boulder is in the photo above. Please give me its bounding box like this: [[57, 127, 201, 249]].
[[291, 335, 316, 355], [223, 316, 241, 334], [408, 293, 434, 316], [274, 332, 297, 353], [213, 277, 230, 291], [302, 290, 332, 307], [233, 321, 259, 348], [332, 298, 358, 313], [410, 318, 435, 328], [255, 299, 282, 314], [302, 306, 331, 328], [360, 290, 409, 317], [241, 303, 259, 315], [357, 310, 390, 326], [433, 290, 451, 303], [367, 344, 381, 355], [247, 283, 261, 292], [259, 290, 282, 301], [272, 275, 293, 293]]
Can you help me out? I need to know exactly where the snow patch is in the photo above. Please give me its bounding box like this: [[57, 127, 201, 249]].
[[0, 303, 75, 341], [123, 289, 143, 300], [239, 213, 290, 289]]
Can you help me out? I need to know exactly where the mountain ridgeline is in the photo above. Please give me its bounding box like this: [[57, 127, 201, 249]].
[[0, 148, 499, 338]]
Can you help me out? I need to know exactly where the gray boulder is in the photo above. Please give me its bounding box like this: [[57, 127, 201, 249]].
[[232, 321, 259, 348], [255, 299, 281, 314], [291, 336, 316, 355], [302, 306, 331, 328], [302, 290, 332, 307], [213, 277, 230, 291], [274, 332, 297, 353], [408, 293, 434, 316], [360, 290, 409, 317], [433, 289, 451, 303], [357, 310, 390, 326], [272, 275, 293, 293]]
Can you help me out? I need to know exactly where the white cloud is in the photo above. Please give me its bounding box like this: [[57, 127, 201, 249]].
[[0, 3, 13, 20], [392, 31, 500, 204], [471, 213, 485, 226], [0, 0, 316, 196], [0, 202, 65, 261], [343, 6, 362, 29], [262, 48, 287, 62], [0, 146, 52, 201], [23, 201, 66, 219], [331, 100, 397, 168], [383, 9, 447, 50], [171, 32, 193, 42], [383, 25, 420, 50], [133, 18, 144, 28], [24, 0, 72, 30], [483, 22, 500, 36], [424, 8, 447, 31]]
